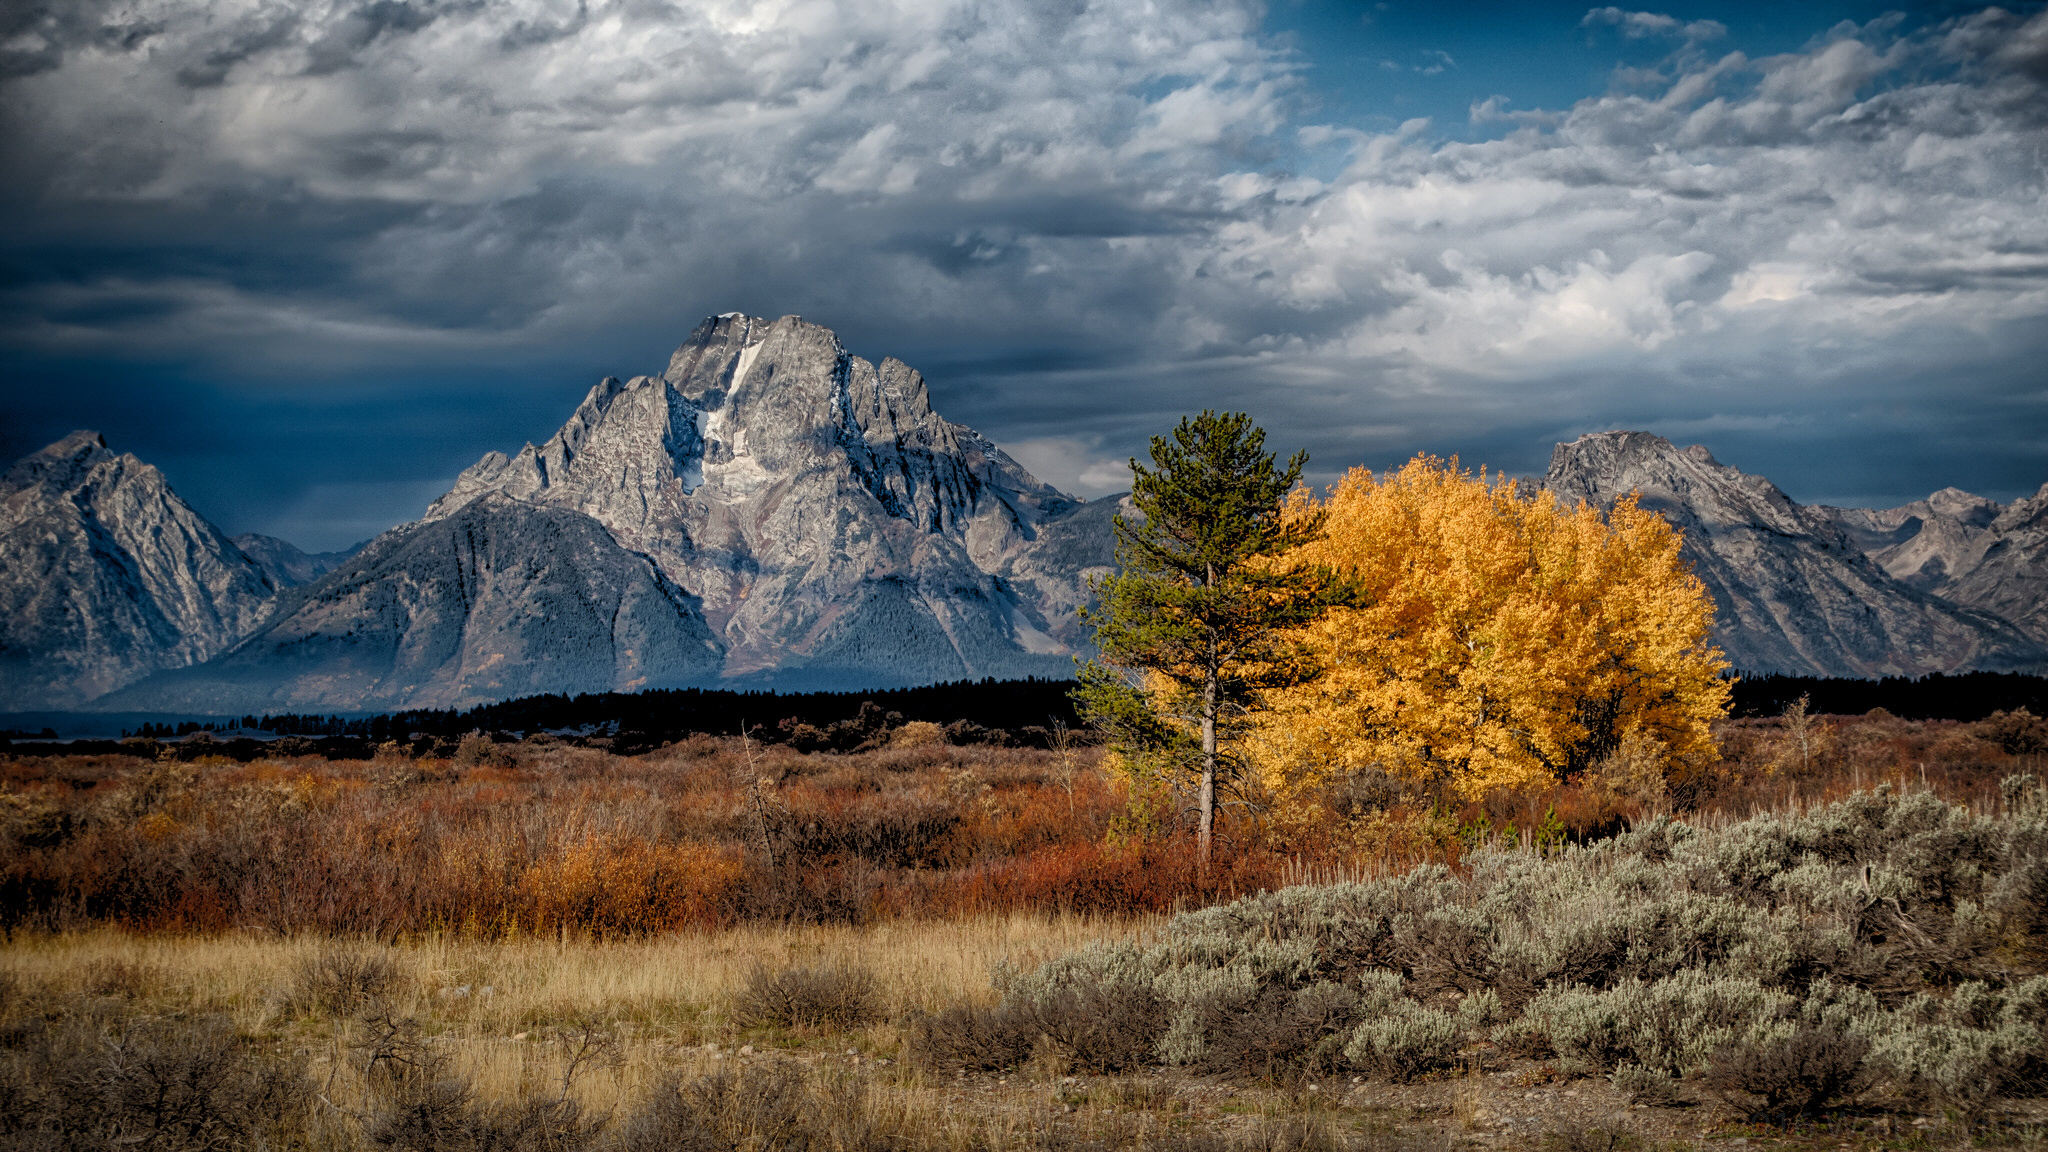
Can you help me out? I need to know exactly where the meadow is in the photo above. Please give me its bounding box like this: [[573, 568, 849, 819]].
[[2, 705, 2044, 1149]]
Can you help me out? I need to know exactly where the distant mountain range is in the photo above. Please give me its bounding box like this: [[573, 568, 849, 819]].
[[1545, 431, 2047, 678], [12, 314, 1120, 712], [2, 315, 2042, 712]]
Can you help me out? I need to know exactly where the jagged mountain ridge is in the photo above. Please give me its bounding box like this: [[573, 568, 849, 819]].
[[230, 533, 364, 589], [13, 361, 2047, 709], [1545, 432, 2047, 678], [424, 312, 1096, 688], [0, 432, 281, 708], [112, 495, 725, 712], [106, 313, 1114, 710], [1820, 485, 2048, 647]]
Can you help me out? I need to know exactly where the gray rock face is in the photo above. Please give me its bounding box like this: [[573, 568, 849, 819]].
[[1822, 483, 2048, 646], [230, 533, 364, 588], [1946, 485, 2048, 644], [103, 313, 1114, 710], [426, 313, 1092, 689], [0, 432, 280, 708], [1544, 431, 2046, 677], [109, 495, 725, 712]]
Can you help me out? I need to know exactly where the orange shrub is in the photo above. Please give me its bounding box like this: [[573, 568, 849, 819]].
[[519, 837, 746, 936]]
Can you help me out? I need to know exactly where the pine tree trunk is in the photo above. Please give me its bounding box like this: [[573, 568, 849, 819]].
[[1200, 561, 1218, 865], [1200, 667, 1217, 865]]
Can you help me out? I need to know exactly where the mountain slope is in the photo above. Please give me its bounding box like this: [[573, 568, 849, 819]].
[[426, 312, 1088, 688], [108, 495, 724, 712], [1945, 485, 2048, 644], [0, 432, 278, 707], [1544, 431, 2045, 677], [1821, 484, 2048, 647], [114, 313, 1109, 709], [230, 533, 364, 589]]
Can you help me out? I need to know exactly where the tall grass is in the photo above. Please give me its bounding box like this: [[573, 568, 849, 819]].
[[1, 708, 2039, 936]]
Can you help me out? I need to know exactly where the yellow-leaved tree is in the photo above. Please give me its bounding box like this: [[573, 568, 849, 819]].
[[1254, 455, 1730, 802]]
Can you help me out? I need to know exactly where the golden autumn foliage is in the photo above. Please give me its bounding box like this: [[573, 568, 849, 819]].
[[1254, 455, 1730, 801]]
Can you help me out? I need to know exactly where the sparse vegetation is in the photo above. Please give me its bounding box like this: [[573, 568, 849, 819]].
[[7, 698, 2048, 1145]]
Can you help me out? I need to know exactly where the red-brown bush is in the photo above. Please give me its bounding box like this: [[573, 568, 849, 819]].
[[1, 709, 2032, 936]]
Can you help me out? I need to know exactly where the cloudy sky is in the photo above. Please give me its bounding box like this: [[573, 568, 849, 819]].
[[3, 0, 2045, 550]]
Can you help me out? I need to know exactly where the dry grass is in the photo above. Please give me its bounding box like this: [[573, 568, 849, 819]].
[[0, 916, 1169, 1149], [0, 915, 1145, 1036]]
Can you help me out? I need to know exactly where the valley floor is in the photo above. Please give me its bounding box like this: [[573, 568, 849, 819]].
[[3, 924, 2043, 1151]]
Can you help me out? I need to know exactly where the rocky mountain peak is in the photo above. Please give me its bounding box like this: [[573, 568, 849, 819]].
[[1927, 487, 2003, 527], [403, 313, 1096, 691], [1547, 429, 2044, 677], [1, 431, 279, 707], [1546, 430, 1815, 540], [1, 430, 115, 498]]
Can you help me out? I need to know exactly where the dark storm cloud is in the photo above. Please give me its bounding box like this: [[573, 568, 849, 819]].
[[0, 0, 2045, 547]]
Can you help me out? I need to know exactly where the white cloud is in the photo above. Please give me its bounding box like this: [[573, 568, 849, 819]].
[[4, 2, 2047, 508], [1003, 435, 1132, 498], [1581, 8, 1727, 44]]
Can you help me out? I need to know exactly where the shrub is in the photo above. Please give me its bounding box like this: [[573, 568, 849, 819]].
[[285, 945, 400, 1016], [1523, 972, 1786, 1077], [906, 1002, 1035, 1071], [891, 721, 945, 748], [1018, 978, 1166, 1073], [521, 838, 746, 935], [1983, 710, 2048, 755], [1610, 1062, 1681, 1106], [1341, 1003, 1463, 1082], [999, 948, 1168, 1073], [0, 1014, 312, 1150], [731, 963, 882, 1033], [1702, 1027, 1872, 1121], [1195, 981, 1360, 1082], [453, 731, 514, 769]]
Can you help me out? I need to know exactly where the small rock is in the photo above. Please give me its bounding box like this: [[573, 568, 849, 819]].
[[739, 1045, 755, 1057], [512, 1032, 529, 1041]]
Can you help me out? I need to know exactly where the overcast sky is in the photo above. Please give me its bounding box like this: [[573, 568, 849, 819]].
[[3, 0, 2045, 550]]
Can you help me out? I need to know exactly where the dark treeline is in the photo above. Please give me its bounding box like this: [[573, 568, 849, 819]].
[[1729, 670, 2048, 720], [253, 676, 1085, 741], [30, 677, 1088, 760], [16, 671, 2047, 763]]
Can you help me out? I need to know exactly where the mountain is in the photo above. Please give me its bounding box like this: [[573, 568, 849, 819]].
[[0, 431, 279, 708], [110, 495, 724, 712], [423, 312, 1097, 689], [1822, 483, 2048, 647], [26, 349, 2038, 710], [111, 313, 1114, 710], [1544, 431, 2047, 678], [1944, 486, 2048, 644], [230, 533, 364, 588]]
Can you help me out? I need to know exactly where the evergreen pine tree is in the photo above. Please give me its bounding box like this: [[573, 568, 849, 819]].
[[1076, 411, 1346, 862]]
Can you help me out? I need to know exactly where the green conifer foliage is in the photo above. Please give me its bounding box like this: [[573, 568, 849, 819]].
[[1075, 410, 1346, 862]]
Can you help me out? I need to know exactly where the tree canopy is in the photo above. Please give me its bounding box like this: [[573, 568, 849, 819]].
[[1252, 455, 1730, 802], [1077, 411, 1345, 860]]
